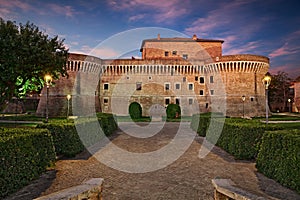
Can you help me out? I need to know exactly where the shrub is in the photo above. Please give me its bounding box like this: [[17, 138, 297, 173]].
[[166, 104, 181, 119], [37, 113, 118, 157], [129, 102, 142, 119], [37, 122, 84, 157], [208, 120, 265, 159], [0, 128, 55, 198], [190, 112, 224, 136], [256, 130, 300, 193]]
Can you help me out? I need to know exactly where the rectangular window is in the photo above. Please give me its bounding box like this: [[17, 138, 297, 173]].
[[175, 83, 181, 90], [165, 51, 169, 57], [183, 54, 188, 59], [165, 83, 170, 91], [103, 98, 109, 104], [210, 76, 214, 83], [183, 77, 186, 82], [103, 83, 109, 90], [200, 90, 204, 96], [175, 98, 180, 105], [165, 98, 170, 105], [188, 83, 194, 90], [136, 82, 142, 90], [172, 51, 177, 56], [210, 90, 214, 95], [195, 76, 198, 81], [199, 77, 205, 84], [188, 98, 193, 105]]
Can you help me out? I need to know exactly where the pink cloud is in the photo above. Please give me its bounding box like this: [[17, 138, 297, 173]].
[[47, 4, 76, 18], [107, 0, 190, 23], [269, 30, 300, 58]]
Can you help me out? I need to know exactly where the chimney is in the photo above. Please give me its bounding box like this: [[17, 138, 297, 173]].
[[192, 34, 197, 40], [157, 33, 160, 40]]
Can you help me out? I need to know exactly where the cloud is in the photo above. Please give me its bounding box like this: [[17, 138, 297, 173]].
[[0, 0, 34, 18], [184, 0, 266, 38], [269, 30, 300, 58], [47, 4, 77, 18], [107, 0, 190, 23]]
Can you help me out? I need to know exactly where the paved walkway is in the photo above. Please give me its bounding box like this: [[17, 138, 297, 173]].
[[6, 122, 300, 200]]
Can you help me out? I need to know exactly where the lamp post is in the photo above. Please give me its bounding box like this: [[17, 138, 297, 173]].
[[288, 98, 291, 113], [242, 95, 246, 118], [44, 74, 52, 123], [67, 94, 71, 118], [262, 75, 271, 124]]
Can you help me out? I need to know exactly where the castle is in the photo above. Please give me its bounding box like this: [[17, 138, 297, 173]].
[[36, 34, 270, 117]]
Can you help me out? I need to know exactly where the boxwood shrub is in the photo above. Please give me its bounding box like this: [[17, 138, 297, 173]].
[[191, 114, 283, 160], [0, 128, 55, 198], [256, 130, 300, 193], [37, 113, 118, 157], [166, 104, 181, 119], [190, 112, 224, 136], [129, 102, 142, 119]]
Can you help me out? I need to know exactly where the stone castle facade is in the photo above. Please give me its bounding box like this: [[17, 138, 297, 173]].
[[36, 34, 269, 117]]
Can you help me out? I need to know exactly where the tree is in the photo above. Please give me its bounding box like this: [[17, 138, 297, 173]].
[[0, 18, 68, 110], [129, 102, 142, 119], [166, 103, 181, 119], [268, 71, 292, 112]]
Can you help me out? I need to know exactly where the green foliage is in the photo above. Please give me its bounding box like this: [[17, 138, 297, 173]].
[[190, 113, 224, 136], [166, 104, 181, 119], [256, 130, 300, 193], [129, 102, 142, 119], [37, 113, 118, 157], [207, 120, 266, 159], [268, 71, 292, 112], [0, 128, 55, 198], [0, 18, 68, 109], [191, 115, 283, 160], [37, 122, 84, 157]]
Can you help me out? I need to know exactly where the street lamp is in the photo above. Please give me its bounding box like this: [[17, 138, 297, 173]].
[[262, 74, 271, 124], [66, 94, 71, 118], [44, 74, 52, 123], [288, 98, 291, 113], [242, 95, 246, 118]]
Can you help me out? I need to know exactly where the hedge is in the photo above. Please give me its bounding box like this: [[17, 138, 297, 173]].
[[37, 113, 118, 157], [0, 128, 55, 198], [256, 130, 300, 193], [129, 102, 142, 119], [166, 104, 181, 119], [190, 113, 224, 136], [191, 114, 283, 160]]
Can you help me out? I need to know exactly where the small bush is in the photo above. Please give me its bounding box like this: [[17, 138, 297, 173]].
[[166, 104, 181, 119], [129, 102, 142, 119], [0, 128, 55, 198], [256, 130, 300, 193]]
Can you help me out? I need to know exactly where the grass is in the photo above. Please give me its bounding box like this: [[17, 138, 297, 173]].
[[0, 122, 38, 128]]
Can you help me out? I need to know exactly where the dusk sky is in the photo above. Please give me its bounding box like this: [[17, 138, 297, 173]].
[[1, 0, 300, 78]]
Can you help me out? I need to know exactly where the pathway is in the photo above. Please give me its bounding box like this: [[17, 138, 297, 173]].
[[6, 122, 300, 200]]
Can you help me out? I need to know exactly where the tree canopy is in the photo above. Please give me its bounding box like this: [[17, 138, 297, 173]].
[[0, 18, 68, 109], [268, 71, 292, 112]]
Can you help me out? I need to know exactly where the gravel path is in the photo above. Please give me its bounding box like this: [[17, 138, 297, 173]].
[[5, 122, 300, 200]]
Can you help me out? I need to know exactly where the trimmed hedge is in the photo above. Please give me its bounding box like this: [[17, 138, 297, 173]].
[[37, 122, 84, 157], [191, 114, 283, 160], [0, 128, 55, 198], [37, 113, 118, 157], [166, 104, 181, 119], [129, 102, 142, 119], [256, 130, 300, 193], [190, 113, 223, 136]]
